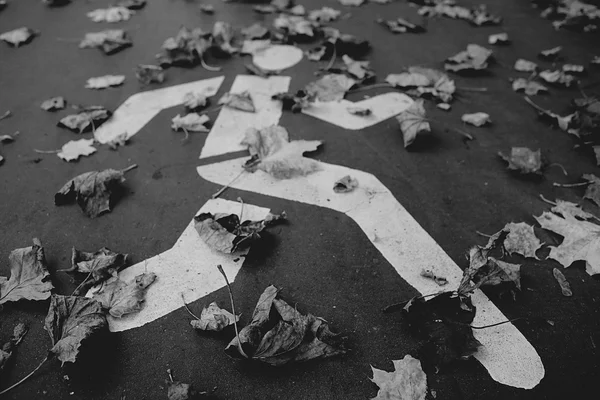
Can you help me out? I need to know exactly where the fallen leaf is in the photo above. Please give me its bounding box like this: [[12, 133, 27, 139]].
[[135, 64, 165, 85], [545, 1, 600, 32], [437, 103, 451, 111], [305, 74, 356, 102], [418, 3, 501, 26], [339, 0, 364, 6], [41, 96, 66, 111], [346, 106, 372, 116], [245, 62, 278, 78], [512, 78, 548, 95], [552, 268, 573, 296], [592, 55, 600, 66], [461, 112, 491, 127], [514, 58, 537, 72], [0, 134, 15, 143], [157, 26, 212, 68], [396, 99, 430, 148], [194, 210, 286, 253], [583, 174, 600, 206], [226, 285, 345, 365], [503, 222, 543, 259], [469, 5, 503, 26], [92, 272, 156, 318], [54, 168, 127, 218], [539, 46, 562, 61], [240, 39, 272, 55], [167, 379, 196, 400], [118, 0, 146, 10], [551, 199, 596, 220], [200, 4, 215, 14], [272, 90, 313, 113], [370, 355, 427, 400], [340, 55, 375, 82], [253, 5, 277, 14], [445, 44, 493, 73], [535, 210, 600, 275], [0, 322, 28, 373], [420, 268, 448, 286], [289, 4, 306, 15], [377, 17, 426, 34], [0, 238, 53, 305], [0, 27, 37, 47], [57, 138, 97, 162], [273, 14, 315, 38], [524, 96, 575, 131], [107, 133, 128, 150], [386, 67, 455, 103], [44, 295, 108, 364], [562, 64, 585, 75], [241, 125, 322, 179], [171, 113, 210, 133], [61, 247, 128, 296], [334, 175, 358, 193], [308, 7, 341, 22], [458, 246, 521, 295], [183, 92, 209, 111], [190, 302, 239, 332], [499, 147, 543, 174], [212, 21, 238, 55], [87, 6, 134, 23], [85, 75, 126, 90], [79, 29, 132, 55], [488, 32, 509, 45], [218, 91, 255, 112], [57, 106, 111, 133], [538, 69, 576, 87], [241, 23, 270, 40]]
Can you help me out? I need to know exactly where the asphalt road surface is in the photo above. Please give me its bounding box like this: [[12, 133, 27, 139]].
[[1, 0, 600, 399]]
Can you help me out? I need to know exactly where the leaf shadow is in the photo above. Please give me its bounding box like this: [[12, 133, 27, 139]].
[[406, 131, 441, 152]]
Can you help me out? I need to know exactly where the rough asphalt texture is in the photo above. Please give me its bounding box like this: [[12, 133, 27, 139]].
[[1, 0, 600, 399]]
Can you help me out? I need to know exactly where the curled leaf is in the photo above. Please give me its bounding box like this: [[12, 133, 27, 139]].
[[333, 175, 358, 193], [499, 147, 543, 175], [445, 44, 493, 73], [171, 113, 210, 133], [85, 75, 126, 90], [218, 91, 255, 112], [92, 272, 156, 318], [503, 222, 542, 259], [0, 27, 37, 47], [190, 302, 239, 332], [80, 29, 132, 55], [514, 59, 537, 72], [396, 99, 430, 148], [0, 322, 28, 373], [305, 74, 356, 102], [57, 106, 111, 133], [41, 97, 66, 111], [62, 247, 128, 296], [135, 64, 165, 85]]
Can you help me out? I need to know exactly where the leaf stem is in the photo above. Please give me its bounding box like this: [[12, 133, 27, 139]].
[[539, 194, 557, 206], [211, 170, 246, 199], [0, 110, 11, 121], [200, 57, 222, 72], [0, 354, 51, 395], [181, 294, 201, 320], [553, 181, 588, 188], [33, 149, 60, 154], [458, 86, 488, 92], [470, 317, 527, 329], [121, 164, 138, 174], [547, 162, 568, 176], [216, 265, 247, 358], [523, 96, 546, 113]]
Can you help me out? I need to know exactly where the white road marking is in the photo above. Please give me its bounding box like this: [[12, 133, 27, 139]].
[[196, 158, 545, 390], [94, 76, 225, 144], [86, 198, 272, 332]]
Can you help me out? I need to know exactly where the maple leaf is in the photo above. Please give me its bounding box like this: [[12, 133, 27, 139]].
[[512, 78, 548, 95], [41, 96, 66, 111], [550, 199, 596, 220], [54, 168, 129, 218], [503, 222, 543, 259], [396, 99, 430, 148], [218, 91, 255, 112], [553, 268, 573, 297], [0, 239, 53, 305], [535, 210, 600, 276], [92, 272, 156, 318], [445, 44, 493, 73], [499, 147, 543, 174], [305, 74, 356, 102], [171, 113, 210, 133], [57, 138, 97, 162], [87, 6, 134, 23], [190, 302, 239, 332], [462, 112, 491, 127], [0, 27, 37, 47], [241, 125, 322, 179], [458, 247, 521, 296], [194, 210, 286, 253], [44, 295, 107, 364], [0, 322, 28, 374], [59, 247, 128, 296], [212, 21, 238, 55], [514, 58, 537, 72], [85, 75, 125, 90], [333, 175, 358, 193], [370, 355, 427, 400], [79, 29, 132, 55], [226, 285, 345, 365], [488, 32, 509, 45], [57, 106, 111, 133], [377, 17, 426, 34], [135, 64, 165, 85]]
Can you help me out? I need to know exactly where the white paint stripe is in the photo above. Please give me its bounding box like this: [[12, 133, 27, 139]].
[[196, 158, 545, 389], [301, 93, 414, 130], [86, 198, 272, 332], [200, 75, 291, 159], [94, 76, 225, 144]]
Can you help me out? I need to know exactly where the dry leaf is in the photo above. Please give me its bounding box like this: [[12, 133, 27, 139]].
[[0, 134, 15, 143], [308, 7, 341, 22], [79, 29, 132, 55], [499, 147, 543, 174], [347, 106, 372, 116], [445, 44, 493, 73], [341, 55, 375, 82], [55, 168, 127, 218], [503, 222, 542, 259], [194, 210, 286, 253], [85, 75, 126, 90], [0, 27, 37, 47], [333, 175, 358, 193], [190, 302, 239, 332], [420, 268, 448, 286], [488, 32, 509, 45], [41, 97, 66, 111], [0, 323, 28, 373], [118, 0, 146, 9], [241, 125, 322, 179], [157, 26, 212, 68], [535, 210, 600, 275], [370, 355, 427, 400], [387, 67, 455, 103], [92, 272, 156, 318], [378, 17, 426, 34], [212, 21, 238, 55], [512, 78, 548, 95], [183, 92, 209, 111], [338, 0, 364, 6], [171, 113, 210, 133], [58, 106, 111, 133], [168, 379, 196, 400], [242, 23, 270, 39], [552, 268, 573, 297], [44, 295, 107, 364], [272, 90, 313, 113], [514, 59, 537, 72], [538, 69, 576, 87], [437, 103, 451, 111], [57, 138, 97, 162], [562, 64, 585, 75], [273, 14, 316, 37], [218, 91, 255, 112], [583, 174, 600, 206], [462, 112, 491, 127], [305, 74, 356, 102], [107, 132, 129, 150], [0, 238, 53, 305], [539, 46, 562, 61], [200, 4, 215, 14], [225, 285, 345, 365], [396, 99, 430, 148], [87, 6, 134, 23], [135, 64, 165, 85], [459, 247, 521, 295], [551, 199, 595, 220]]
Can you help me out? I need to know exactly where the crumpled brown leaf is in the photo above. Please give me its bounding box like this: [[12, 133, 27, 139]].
[[538, 69, 576, 88], [225, 285, 345, 365], [396, 99, 430, 148], [0, 27, 37, 47], [92, 272, 156, 318], [183, 92, 209, 111], [79, 29, 132, 55], [60, 247, 128, 296], [308, 7, 341, 22], [370, 355, 427, 400], [171, 113, 210, 133], [41, 97, 66, 111], [57, 138, 97, 162], [539, 46, 562, 61], [57, 106, 112, 133], [0, 322, 28, 373], [499, 147, 543, 174], [135, 64, 165, 85], [419, 3, 501, 26], [54, 168, 127, 218], [44, 294, 108, 364], [0, 238, 53, 305], [386, 67, 455, 103], [305, 74, 356, 102], [194, 210, 286, 253], [488, 32, 509, 45], [190, 302, 239, 332], [273, 14, 316, 37], [550, 199, 596, 220], [535, 209, 600, 276], [157, 26, 212, 68], [445, 44, 493, 73], [458, 244, 521, 296], [241, 125, 322, 179], [218, 91, 255, 112]]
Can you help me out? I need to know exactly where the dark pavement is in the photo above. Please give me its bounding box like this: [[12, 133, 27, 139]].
[[1, 0, 600, 399]]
